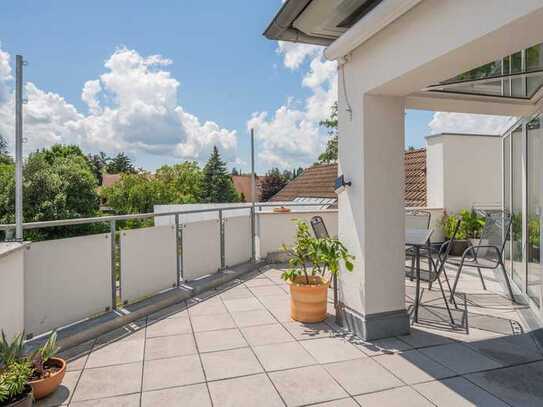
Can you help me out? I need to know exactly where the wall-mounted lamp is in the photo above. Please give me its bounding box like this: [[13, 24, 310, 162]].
[[335, 174, 352, 194]]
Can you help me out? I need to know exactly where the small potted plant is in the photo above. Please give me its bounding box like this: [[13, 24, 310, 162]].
[[281, 220, 354, 323], [0, 333, 33, 407], [0, 360, 33, 407], [28, 331, 66, 400], [441, 209, 485, 256], [0, 331, 66, 402]]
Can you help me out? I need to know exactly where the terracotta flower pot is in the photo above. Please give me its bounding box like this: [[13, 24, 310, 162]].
[[273, 206, 291, 213], [28, 357, 66, 400], [2, 385, 33, 407], [289, 276, 329, 323]]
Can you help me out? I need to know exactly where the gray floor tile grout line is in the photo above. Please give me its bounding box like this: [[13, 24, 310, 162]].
[[217, 289, 290, 407], [461, 374, 515, 407], [138, 317, 148, 407], [64, 337, 96, 406], [63, 265, 540, 406], [186, 299, 215, 407], [242, 276, 367, 405], [68, 390, 142, 405], [246, 275, 441, 406]]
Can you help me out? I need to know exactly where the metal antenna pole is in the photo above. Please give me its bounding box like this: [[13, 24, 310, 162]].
[[15, 55, 24, 241], [250, 128, 256, 263]]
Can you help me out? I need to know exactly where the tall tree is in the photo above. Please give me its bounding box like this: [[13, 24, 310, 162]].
[[201, 146, 240, 203], [231, 167, 240, 176], [87, 152, 110, 185], [318, 102, 338, 163], [0, 144, 100, 240], [106, 152, 136, 174], [260, 168, 288, 201]]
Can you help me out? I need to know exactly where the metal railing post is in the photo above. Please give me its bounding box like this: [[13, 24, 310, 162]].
[[219, 209, 225, 270], [175, 214, 181, 286], [110, 220, 117, 310]]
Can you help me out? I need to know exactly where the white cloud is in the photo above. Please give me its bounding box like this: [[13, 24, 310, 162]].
[[429, 112, 516, 135], [0, 45, 12, 104], [81, 80, 102, 114], [0, 46, 237, 165], [277, 41, 321, 70], [248, 43, 338, 169]]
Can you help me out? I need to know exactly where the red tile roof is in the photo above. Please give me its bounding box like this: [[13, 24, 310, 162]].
[[269, 149, 427, 207], [269, 164, 338, 202], [101, 173, 122, 188], [231, 175, 263, 202], [404, 148, 427, 207]]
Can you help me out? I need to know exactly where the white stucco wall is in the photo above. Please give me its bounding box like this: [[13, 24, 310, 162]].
[[0, 244, 26, 340], [426, 134, 502, 214]]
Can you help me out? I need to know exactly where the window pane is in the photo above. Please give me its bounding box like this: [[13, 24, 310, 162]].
[[503, 135, 511, 272], [527, 116, 542, 306], [511, 126, 524, 289]]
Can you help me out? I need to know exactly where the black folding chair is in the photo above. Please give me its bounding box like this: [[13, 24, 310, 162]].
[[448, 211, 515, 303], [405, 210, 432, 282], [310, 216, 329, 239], [420, 218, 461, 323], [310, 216, 338, 319]]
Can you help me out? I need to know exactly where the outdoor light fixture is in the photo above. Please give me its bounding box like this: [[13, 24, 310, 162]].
[[335, 174, 351, 193]]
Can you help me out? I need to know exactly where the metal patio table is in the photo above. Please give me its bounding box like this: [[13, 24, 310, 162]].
[[405, 228, 433, 323]]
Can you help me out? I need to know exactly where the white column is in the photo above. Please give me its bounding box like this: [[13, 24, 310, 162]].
[[337, 87, 408, 339]]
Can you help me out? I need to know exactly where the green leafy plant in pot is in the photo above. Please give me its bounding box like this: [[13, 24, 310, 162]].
[[0, 334, 32, 407], [0, 330, 66, 403], [441, 209, 485, 256], [281, 220, 354, 323], [27, 331, 66, 400]]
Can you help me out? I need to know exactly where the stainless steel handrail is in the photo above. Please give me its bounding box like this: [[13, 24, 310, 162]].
[[0, 202, 335, 231]]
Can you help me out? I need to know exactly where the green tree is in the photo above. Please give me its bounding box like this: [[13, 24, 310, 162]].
[[318, 102, 338, 163], [87, 152, 110, 185], [260, 168, 288, 201], [154, 162, 203, 204], [0, 144, 100, 240], [101, 162, 203, 214], [100, 172, 158, 214], [106, 152, 136, 174], [0, 134, 11, 165], [201, 146, 240, 203]]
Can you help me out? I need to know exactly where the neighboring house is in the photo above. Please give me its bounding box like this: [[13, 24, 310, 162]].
[[231, 175, 263, 202], [270, 149, 428, 207], [98, 173, 122, 210], [272, 135, 502, 214], [270, 163, 338, 202], [101, 173, 122, 188]]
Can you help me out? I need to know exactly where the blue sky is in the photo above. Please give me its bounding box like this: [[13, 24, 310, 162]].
[[0, 1, 464, 172]]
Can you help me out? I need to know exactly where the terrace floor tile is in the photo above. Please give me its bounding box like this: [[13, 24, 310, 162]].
[[208, 373, 284, 407], [200, 347, 263, 381], [269, 365, 348, 407], [71, 362, 142, 402]]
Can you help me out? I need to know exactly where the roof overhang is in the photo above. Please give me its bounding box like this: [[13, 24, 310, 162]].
[[263, 0, 385, 47]]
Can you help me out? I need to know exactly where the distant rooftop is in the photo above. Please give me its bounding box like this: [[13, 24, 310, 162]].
[[271, 149, 427, 207]]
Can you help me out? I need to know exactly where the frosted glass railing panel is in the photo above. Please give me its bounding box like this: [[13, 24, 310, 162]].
[[182, 219, 221, 280], [224, 215, 251, 267], [257, 211, 338, 258], [120, 225, 177, 304], [24, 234, 111, 336]]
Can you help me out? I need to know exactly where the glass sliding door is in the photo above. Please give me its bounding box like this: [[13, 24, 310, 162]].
[[511, 126, 525, 289], [503, 134, 512, 274], [527, 116, 542, 306]]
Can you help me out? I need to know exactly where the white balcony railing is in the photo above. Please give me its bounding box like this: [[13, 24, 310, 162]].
[[0, 203, 336, 339]]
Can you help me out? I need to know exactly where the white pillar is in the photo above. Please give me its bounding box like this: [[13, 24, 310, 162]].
[[337, 88, 408, 340]]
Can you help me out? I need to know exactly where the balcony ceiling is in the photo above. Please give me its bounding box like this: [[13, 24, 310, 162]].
[[263, 0, 383, 46]]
